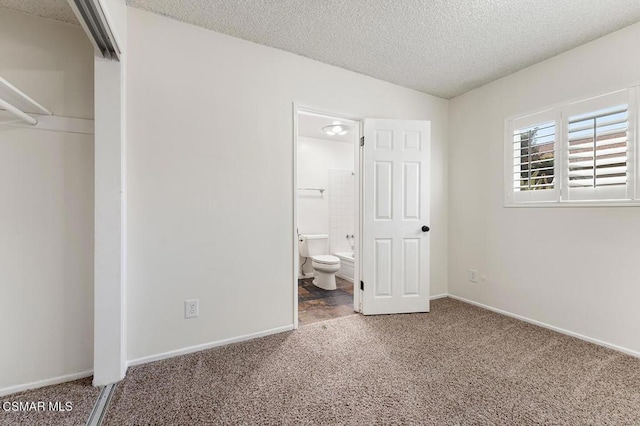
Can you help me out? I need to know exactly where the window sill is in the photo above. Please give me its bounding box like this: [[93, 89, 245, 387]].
[[504, 200, 640, 208]]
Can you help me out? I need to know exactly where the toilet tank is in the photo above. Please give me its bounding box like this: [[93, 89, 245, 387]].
[[298, 234, 329, 257]]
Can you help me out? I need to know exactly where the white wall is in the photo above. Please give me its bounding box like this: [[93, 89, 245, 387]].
[[449, 22, 640, 355], [93, 56, 127, 386], [0, 9, 95, 392], [126, 7, 448, 362], [93, 0, 128, 386], [297, 136, 354, 238]]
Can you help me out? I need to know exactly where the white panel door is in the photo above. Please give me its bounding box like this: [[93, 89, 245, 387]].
[[362, 119, 430, 315]]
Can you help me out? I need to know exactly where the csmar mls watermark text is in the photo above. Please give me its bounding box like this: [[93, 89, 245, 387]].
[[2, 401, 73, 412]]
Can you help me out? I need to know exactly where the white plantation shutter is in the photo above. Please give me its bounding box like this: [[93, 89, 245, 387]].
[[564, 90, 635, 201], [507, 109, 560, 203], [568, 106, 627, 187], [505, 87, 638, 205], [513, 121, 555, 190]]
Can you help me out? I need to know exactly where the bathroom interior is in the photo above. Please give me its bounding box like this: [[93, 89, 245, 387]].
[[297, 110, 358, 325]]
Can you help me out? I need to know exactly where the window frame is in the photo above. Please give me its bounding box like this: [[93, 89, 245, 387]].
[[504, 86, 640, 207], [505, 108, 561, 205]]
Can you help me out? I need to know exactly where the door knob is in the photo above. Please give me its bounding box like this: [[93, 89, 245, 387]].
[[422, 226, 430, 232]]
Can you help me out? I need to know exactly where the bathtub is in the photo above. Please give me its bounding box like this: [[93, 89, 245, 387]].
[[335, 252, 354, 282]]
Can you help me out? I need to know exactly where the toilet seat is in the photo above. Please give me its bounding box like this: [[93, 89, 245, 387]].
[[311, 255, 340, 265], [310, 255, 340, 290]]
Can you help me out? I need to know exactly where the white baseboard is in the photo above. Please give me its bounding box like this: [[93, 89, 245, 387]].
[[0, 370, 93, 398], [448, 294, 640, 359], [430, 293, 448, 300], [130, 293, 452, 367], [127, 324, 295, 368]]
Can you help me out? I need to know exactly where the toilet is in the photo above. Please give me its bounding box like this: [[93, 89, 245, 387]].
[[298, 234, 341, 290]]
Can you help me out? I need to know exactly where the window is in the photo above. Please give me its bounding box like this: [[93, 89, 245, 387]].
[[505, 88, 638, 205], [509, 109, 560, 203], [514, 120, 555, 192]]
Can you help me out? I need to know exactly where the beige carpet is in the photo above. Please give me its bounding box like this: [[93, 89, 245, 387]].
[[0, 377, 99, 426], [100, 298, 640, 425]]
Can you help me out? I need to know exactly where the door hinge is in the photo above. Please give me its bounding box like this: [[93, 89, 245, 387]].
[[360, 136, 365, 147], [360, 280, 364, 291]]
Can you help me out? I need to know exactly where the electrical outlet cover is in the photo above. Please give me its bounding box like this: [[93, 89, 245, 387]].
[[185, 299, 199, 319]]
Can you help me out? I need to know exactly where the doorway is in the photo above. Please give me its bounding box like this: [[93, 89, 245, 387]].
[[293, 107, 432, 326], [293, 106, 362, 326]]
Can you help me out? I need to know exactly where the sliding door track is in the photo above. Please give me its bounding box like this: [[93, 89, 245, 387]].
[[86, 383, 116, 426]]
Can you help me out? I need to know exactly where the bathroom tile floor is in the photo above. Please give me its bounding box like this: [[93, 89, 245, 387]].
[[298, 277, 355, 325]]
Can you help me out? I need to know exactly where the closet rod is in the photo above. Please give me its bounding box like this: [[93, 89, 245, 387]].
[[0, 98, 37, 125]]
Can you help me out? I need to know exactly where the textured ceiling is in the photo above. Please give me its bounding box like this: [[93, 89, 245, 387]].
[[127, 0, 640, 99], [0, 0, 78, 24]]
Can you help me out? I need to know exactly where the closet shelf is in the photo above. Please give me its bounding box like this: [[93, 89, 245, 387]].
[[0, 76, 51, 125]]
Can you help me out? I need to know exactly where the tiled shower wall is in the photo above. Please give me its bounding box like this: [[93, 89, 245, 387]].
[[328, 169, 355, 254]]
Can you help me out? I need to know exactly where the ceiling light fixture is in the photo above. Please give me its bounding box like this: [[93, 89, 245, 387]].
[[323, 121, 350, 136]]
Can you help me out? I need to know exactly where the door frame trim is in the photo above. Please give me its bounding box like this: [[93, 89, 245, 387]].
[[292, 102, 363, 328]]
